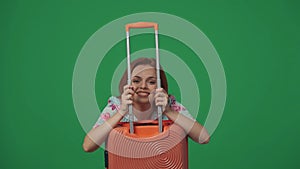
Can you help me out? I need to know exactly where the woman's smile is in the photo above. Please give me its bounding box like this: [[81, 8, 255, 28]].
[[136, 91, 150, 97]]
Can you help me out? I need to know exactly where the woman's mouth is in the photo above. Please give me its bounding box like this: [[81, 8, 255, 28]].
[[136, 91, 150, 97]]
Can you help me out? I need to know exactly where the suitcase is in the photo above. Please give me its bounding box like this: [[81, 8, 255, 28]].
[[105, 22, 188, 169]]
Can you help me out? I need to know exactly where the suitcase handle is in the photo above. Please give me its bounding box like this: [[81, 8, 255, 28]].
[[126, 22, 158, 32], [126, 22, 162, 134]]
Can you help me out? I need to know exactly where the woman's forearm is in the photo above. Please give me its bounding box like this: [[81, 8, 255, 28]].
[[164, 109, 210, 144], [82, 112, 124, 152]]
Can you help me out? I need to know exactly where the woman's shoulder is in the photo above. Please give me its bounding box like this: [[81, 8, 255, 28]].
[[107, 96, 121, 105], [168, 95, 186, 111]]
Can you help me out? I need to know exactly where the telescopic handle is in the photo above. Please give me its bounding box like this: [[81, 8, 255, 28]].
[[126, 22, 158, 32], [126, 21, 162, 133]]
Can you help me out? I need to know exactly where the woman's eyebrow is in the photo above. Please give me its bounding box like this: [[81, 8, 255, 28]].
[[132, 76, 142, 79], [147, 76, 157, 80], [132, 76, 156, 79]]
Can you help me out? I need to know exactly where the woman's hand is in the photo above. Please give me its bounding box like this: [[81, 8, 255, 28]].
[[120, 85, 134, 115], [154, 88, 169, 112]]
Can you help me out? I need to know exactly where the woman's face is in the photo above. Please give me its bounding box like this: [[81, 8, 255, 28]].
[[131, 64, 157, 104]]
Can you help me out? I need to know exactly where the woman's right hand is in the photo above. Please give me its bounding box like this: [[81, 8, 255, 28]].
[[119, 85, 134, 115]]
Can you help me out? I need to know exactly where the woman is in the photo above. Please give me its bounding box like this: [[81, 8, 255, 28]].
[[83, 58, 210, 152]]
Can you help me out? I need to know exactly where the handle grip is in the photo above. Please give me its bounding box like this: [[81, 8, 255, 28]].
[[126, 22, 158, 32]]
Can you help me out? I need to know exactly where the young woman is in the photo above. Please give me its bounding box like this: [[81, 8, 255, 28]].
[[83, 58, 210, 152]]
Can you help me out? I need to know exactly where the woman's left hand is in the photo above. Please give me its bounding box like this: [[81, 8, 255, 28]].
[[154, 88, 169, 112]]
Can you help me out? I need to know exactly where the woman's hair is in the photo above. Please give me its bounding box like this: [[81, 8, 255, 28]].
[[119, 57, 168, 95]]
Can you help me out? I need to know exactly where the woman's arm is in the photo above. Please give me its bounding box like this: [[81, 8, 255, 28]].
[[154, 88, 210, 144], [83, 85, 134, 152], [82, 112, 124, 152], [164, 108, 210, 144]]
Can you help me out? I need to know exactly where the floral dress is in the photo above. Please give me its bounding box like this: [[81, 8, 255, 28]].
[[93, 95, 195, 128]]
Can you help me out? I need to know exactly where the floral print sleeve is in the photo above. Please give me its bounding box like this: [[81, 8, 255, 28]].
[[93, 96, 120, 129], [93, 95, 194, 128], [169, 95, 195, 120]]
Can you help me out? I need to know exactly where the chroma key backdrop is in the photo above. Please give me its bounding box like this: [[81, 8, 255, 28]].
[[1, 1, 299, 169]]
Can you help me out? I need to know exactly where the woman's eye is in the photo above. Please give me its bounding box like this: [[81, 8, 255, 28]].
[[149, 81, 156, 85], [132, 80, 140, 83]]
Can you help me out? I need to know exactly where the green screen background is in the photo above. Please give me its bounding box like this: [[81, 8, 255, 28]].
[[1, 0, 299, 169]]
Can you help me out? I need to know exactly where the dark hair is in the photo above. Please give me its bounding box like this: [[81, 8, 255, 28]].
[[119, 57, 168, 95]]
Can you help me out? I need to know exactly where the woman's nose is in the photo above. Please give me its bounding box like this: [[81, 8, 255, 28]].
[[141, 80, 147, 89]]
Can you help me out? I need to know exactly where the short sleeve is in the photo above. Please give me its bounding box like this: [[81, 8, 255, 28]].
[[169, 95, 195, 120], [93, 96, 120, 129]]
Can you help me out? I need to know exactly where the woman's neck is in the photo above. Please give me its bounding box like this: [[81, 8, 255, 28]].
[[132, 103, 154, 121]]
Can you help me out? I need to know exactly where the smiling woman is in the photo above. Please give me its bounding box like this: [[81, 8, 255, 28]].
[[118, 58, 168, 116], [82, 57, 210, 153]]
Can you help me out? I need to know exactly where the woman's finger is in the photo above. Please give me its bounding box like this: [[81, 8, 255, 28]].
[[126, 94, 132, 100], [154, 92, 168, 99], [155, 97, 167, 105], [125, 100, 133, 105], [123, 85, 134, 92], [156, 88, 167, 93], [123, 84, 130, 90], [123, 88, 134, 95], [156, 101, 167, 106]]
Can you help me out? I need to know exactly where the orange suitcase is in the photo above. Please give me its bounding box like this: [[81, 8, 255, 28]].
[[105, 120, 188, 169], [105, 22, 188, 169]]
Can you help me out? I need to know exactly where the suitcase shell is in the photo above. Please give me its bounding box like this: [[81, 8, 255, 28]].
[[106, 120, 188, 169]]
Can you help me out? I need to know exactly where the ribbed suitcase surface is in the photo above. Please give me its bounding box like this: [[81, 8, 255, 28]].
[[106, 121, 188, 169]]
